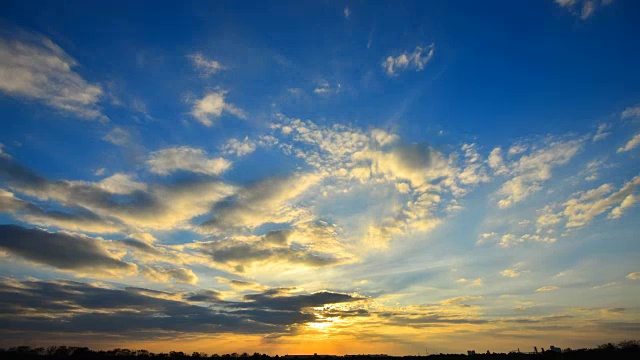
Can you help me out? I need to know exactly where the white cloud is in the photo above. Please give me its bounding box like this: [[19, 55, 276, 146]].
[[564, 176, 640, 227], [554, 0, 610, 20], [501, 269, 522, 278], [189, 53, 225, 77], [344, 6, 350, 19], [488, 148, 506, 174], [593, 123, 611, 141], [313, 80, 340, 95], [608, 193, 638, 219], [555, 0, 576, 6], [536, 286, 559, 292], [626, 272, 640, 280], [382, 44, 435, 76], [496, 139, 582, 208], [621, 104, 640, 119], [142, 265, 198, 285], [617, 133, 640, 153], [0, 33, 104, 119], [536, 205, 562, 231], [507, 144, 527, 156], [221, 137, 257, 157], [103, 127, 133, 146], [98, 173, 147, 194], [203, 172, 322, 231], [499, 233, 556, 248], [147, 146, 231, 176], [191, 91, 247, 126], [580, 1, 595, 19]]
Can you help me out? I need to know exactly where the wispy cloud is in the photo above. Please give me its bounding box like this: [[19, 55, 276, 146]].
[[147, 146, 231, 176], [553, 0, 612, 20], [621, 104, 640, 119], [189, 53, 225, 77], [382, 44, 435, 76], [0, 33, 105, 120], [536, 285, 559, 292], [617, 133, 640, 153], [103, 127, 133, 146]]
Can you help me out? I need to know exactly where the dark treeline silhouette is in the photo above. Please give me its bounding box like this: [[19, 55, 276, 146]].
[[1, 341, 638, 360]]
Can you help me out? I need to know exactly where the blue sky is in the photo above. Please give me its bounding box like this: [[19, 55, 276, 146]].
[[1, 0, 640, 355]]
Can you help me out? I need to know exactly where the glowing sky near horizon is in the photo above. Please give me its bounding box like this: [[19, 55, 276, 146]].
[[1, 0, 639, 355]]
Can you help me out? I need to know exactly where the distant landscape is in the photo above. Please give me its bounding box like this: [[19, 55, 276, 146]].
[[2, 341, 639, 360]]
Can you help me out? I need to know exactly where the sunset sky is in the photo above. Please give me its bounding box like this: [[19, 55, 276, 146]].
[[1, 0, 640, 355]]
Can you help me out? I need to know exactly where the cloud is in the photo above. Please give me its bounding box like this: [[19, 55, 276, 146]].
[[270, 115, 488, 247], [565, 176, 640, 227], [313, 80, 341, 95], [0, 279, 265, 336], [498, 233, 556, 247], [593, 123, 611, 141], [0, 225, 136, 277], [554, 0, 607, 20], [191, 91, 247, 126], [0, 189, 123, 233], [216, 277, 267, 292], [621, 104, 640, 119], [626, 272, 640, 280], [344, 7, 350, 19], [1, 150, 235, 230], [103, 127, 133, 146], [0, 277, 366, 339], [147, 146, 231, 176], [496, 139, 582, 208], [189, 53, 225, 77], [235, 289, 365, 312], [141, 266, 198, 285], [488, 147, 507, 175], [535, 286, 559, 292], [532, 175, 640, 233], [0, 32, 104, 119], [203, 172, 321, 231], [440, 296, 483, 306], [183, 289, 223, 302], [501, 268, 522, 278], [189, 230, 342, 274], [382, 44, 435, 76], [221, 137, 257, 157], [617, 133, 640, 153]]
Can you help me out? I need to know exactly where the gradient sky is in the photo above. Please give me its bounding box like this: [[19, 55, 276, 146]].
[[1, 0, 640, 355]]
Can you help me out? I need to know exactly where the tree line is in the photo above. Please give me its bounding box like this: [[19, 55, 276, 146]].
[[0, 340, 638, 360]]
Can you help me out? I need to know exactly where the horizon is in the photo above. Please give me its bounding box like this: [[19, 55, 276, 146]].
[[1, 0, 640, 356]]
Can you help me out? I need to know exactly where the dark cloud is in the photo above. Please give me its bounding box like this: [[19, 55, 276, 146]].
[[0, 190, 122, 232], [0, 151, 48, 190], [0, 278, 364, 339], [119, 238, 162, 254], [183, 289, 222, 302], [0, 225, 135, 275], [263, 229, 291, 245], [192, 236, 340, 272], [1, 152, 233, 230], [235, 290, 365, 312], [321, 308, 370, 318]]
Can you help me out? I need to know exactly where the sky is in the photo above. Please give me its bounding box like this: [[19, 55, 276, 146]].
[[1, 0, 640, 355]]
